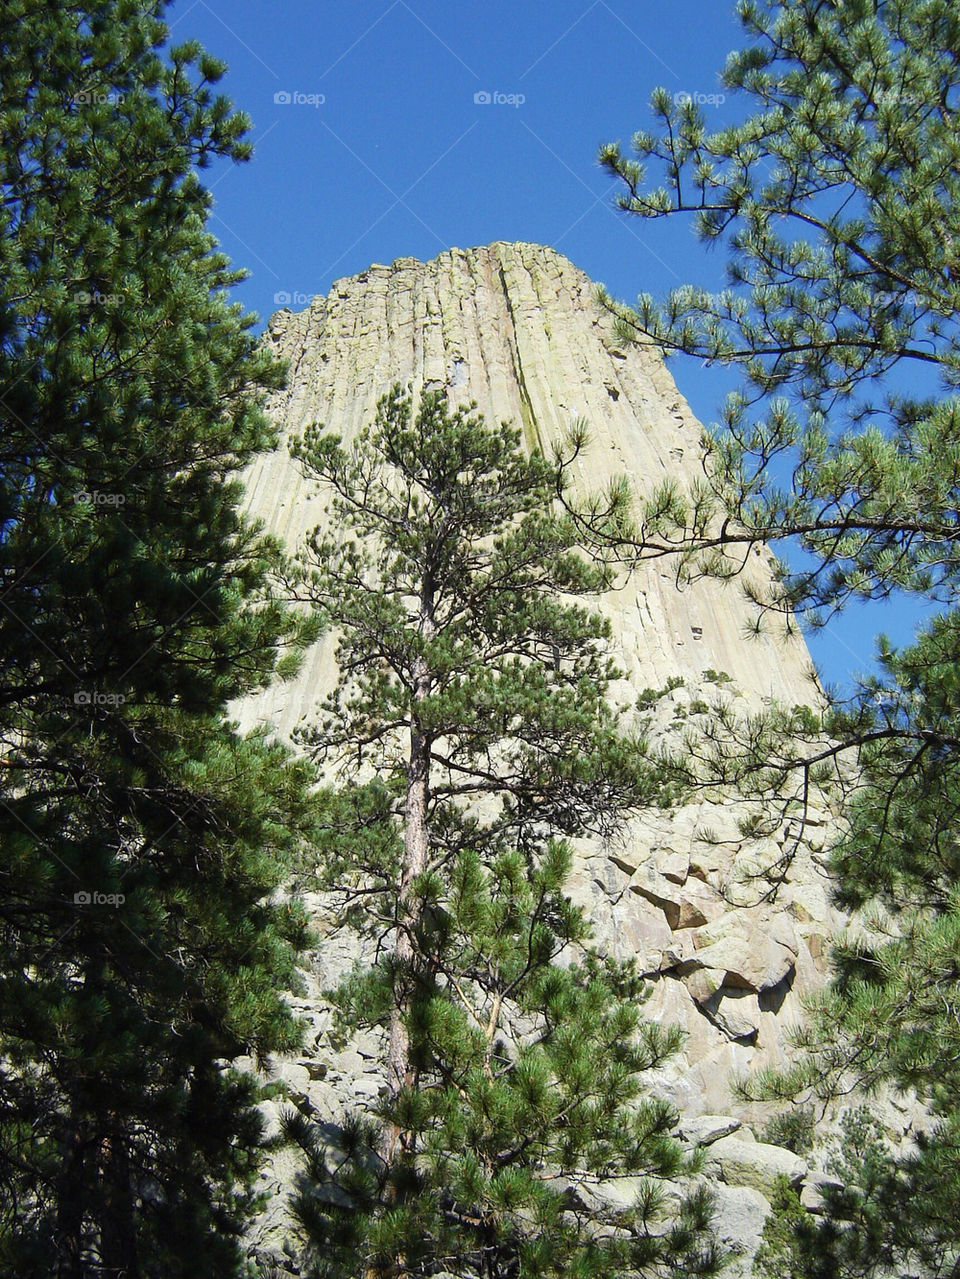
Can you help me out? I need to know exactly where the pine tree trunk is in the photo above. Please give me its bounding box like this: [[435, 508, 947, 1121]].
[[374, 640, 433, 1278], [381, 577, 435, 1167], [382, 666, 431, 1164], [55, 1122, 87, 1279], [99, 1116, 139, 1279]]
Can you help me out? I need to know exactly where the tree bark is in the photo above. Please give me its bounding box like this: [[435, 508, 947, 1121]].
[[99, 1115, 139, 1279], [55, 1120, 87, 1279], [381, 578, 435, 1166]]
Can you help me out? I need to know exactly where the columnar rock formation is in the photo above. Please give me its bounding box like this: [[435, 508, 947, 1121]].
[[244, 240, 815, 729], [238, 242, 847, 1269]]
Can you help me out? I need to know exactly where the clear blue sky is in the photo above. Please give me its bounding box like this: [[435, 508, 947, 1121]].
[[166, 0, 931, 691]]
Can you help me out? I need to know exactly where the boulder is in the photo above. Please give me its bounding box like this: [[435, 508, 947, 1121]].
[[705, 1135, 807, 1195], [689, 912, 798, 993], [678, 1114, 743, 1146], [710, 1183, 773, 1277]]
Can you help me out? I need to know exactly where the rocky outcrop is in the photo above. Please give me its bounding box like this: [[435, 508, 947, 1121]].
[[237, 242, 848, 1269]]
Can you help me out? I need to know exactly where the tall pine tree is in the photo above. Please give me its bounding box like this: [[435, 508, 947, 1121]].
[[0, 3, 317, 1274], [283, 387, 721, 1279], [580, 0, 960, 1271]]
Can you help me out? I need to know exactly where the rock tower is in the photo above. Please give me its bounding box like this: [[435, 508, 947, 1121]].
[[239, 242, 842, 1269]]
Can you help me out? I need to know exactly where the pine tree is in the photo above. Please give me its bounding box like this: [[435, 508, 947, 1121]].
[[0, 3, 317, 1274], [579, 0, 960, 1272], [283, 386, 721, 1278]]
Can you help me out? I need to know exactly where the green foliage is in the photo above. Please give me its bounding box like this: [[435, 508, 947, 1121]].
[[287, 860, 716, 1279], [589, 0, 960, 1273], [702, 670, 733, 686], [762, 1108, 816, 1158], [285, 388, 720, 1278], [752, 1177, 820, 1279], [754, 1108, 960, 1279], [637, 675, 686, 711], [292, 386, 676, 892], [0, 3, 317, 1274], [587, 0, 960, 624]]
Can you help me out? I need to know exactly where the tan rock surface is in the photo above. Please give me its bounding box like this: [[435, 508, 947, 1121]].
[[238, 241, 840, 1120], [705, 1135, 808, 1194], [239, 241, 818, 738]]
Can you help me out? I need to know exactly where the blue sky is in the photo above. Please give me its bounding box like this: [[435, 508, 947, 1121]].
[[166, 0, 931, 691]]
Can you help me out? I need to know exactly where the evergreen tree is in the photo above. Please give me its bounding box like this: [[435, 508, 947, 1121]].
[[0, 3, 317, 1274], [579, 0, 960, 1272], [284, 387, 721, 1278]]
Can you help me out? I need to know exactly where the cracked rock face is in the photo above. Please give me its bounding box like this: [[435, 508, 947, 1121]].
[[238, 244, 844, 1262], [243, 241, 817, 736]]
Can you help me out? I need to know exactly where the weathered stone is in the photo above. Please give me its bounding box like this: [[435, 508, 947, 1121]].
[[628, 864, 683, 929], [676, 897, 709, 929], [328, 1048, 366, 1078], [706, 1136, 808, 1194], [661, 934, 698, 971], [801, 1172, 844, 1214], [565, 1174, 652, 1214], [351, 1076, 384, 1101], [255, 1099, 283, 1142], [305, 1080, 342, 1116], [684, 967, 723, 1004], [656, 846, 690, 884], [676, 877, 726, 929], [722, 844, 786, 906], [689, 912, 798, 993], [701, 987, 762, 1044], [770, 914, 801, 956], [273, 1061, 311, 1094], [678, 1114, 743, 1146], [709, 1184, 772, 1276], [239, 242, 817, 738]]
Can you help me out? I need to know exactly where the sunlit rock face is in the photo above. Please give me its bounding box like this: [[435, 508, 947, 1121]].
[[243, 241, 815, 735], [239, 241, 838, 1130]]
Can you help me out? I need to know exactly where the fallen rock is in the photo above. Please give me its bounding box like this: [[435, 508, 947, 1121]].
[[627, 864, 684, 929], [255, 1099, 283, 1142], [679, 1114, 742, 1146], [702, 987, 762, 1043], [565, 1174, 654, 1215], [705, 1135, 807, 1195], [656, 846, 690, 884], [676, 877, 726, 929]]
